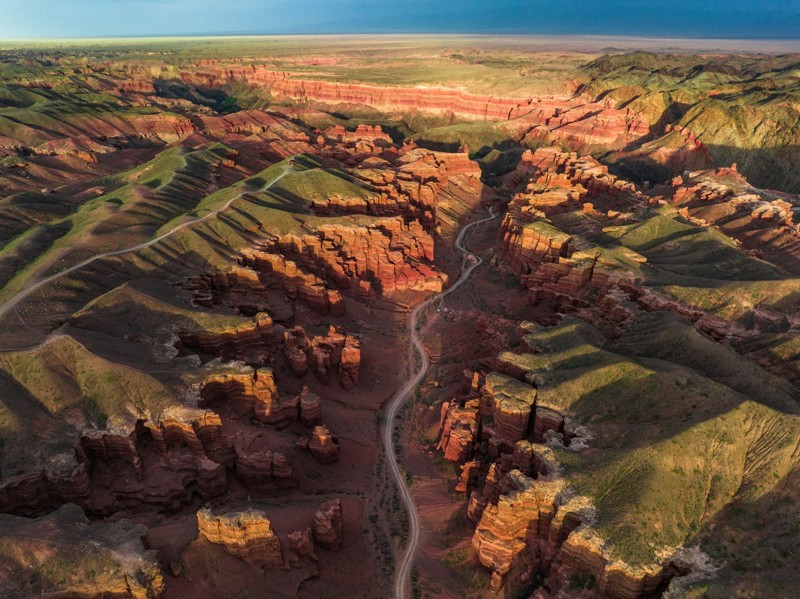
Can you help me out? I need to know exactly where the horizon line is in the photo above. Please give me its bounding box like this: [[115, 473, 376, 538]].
[[2, 32, 800, 44]]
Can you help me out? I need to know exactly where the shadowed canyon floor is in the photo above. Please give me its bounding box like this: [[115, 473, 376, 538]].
[[0, 36, 799, 599]]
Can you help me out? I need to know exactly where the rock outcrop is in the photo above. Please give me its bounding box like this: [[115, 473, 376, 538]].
[[313, 498, 343, 550], [437, 399, 481, 462], [274, 217, 444, 294], [288, 527, 318, 561], [200, 367, 300, 425], [234, 432, 296, 489], [197, 507, 285, 567], [239, 249, 346, 315], [471, 470, 594, 594], [306, 425, 340, 464], [298, 386, 321, 426], [480, 373, 538, 442], [181, 313, 275, 363], [283, 326, 361, 388]]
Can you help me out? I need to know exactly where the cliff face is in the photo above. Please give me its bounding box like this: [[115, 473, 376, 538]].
[[471, 468, 679, 599], [239, 249, 346, 315], [180, 313, 276, 362], [197, 507, 285, 567], [174, 67, 649, 153], [178, 66, 549, 122], [437, 399, 481, 463], [0, 409, 230, 518], [274, 216, 443, 294], [200, 367, 298, 424]]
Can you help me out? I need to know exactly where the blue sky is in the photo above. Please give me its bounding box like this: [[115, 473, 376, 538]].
[[1, 0, 799, 39]]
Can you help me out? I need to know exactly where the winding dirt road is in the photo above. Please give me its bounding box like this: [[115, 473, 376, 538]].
[[0, 163, 294, 349], [384, 206, 497, 599]]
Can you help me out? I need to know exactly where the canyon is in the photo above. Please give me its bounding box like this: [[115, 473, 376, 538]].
[[0, 36, 798, 599]]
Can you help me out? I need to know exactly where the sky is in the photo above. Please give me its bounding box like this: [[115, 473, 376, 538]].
[[1, 0, 799, 39]]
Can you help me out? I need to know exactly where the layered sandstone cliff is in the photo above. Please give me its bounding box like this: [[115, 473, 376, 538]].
[[0, 409, 231, 518], [238, 249, 346, 315], [174, 67, 648, 152], [200, 366, 301, 424], [197, 507, 285, 567], [274, 216, 444, 294]]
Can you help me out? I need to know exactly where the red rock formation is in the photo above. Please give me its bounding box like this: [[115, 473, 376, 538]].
[[284, 326, 311, 377], [545, 529, 672, 599], [671, 168, 800, 275], [499, 216, 573, 275], [494, 148, 654, 336], [456, 459, 482, 493], [178, 66, 551, 122], [311, 146, 483, 234], [480, 373, 538, 442], [339, 335, 361, 389], [181, 313, 274, 362], [306, 425, 340, 464], [608, 124, 715, 179], [145, 407, 223, 456], [471, 469, 594, 594], [307, 327, 344, 384], [283, 326, 362, 388], [43, 453, 92, 505], [0, 454, 91, 517], [511, 440, 557, 478], [197, 507, 285, 567], [182, 266, 270, 314], [233, 432, 296, 489], [198, 109, 310, 142], [0, 108, 193, 155], [288, 527, 318, 561], [79, 423, 143, 480], [437, 399, 481, 462], [200, 367, 300, 425], [322, 123, 393, 146], [298, 386, 321, 426], [274, 217, 444, 294], [0, 410, 235, 518], [239, 249, 345, 315], [523, 104, 649, 152], [175, 67, 647, 152], [313, 498, 343, 550], [503, 148, 642, 211]]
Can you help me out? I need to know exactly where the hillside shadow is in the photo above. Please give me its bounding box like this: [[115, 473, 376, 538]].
[[153, 79, 240, 113], [599, 144, 800, 196]]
